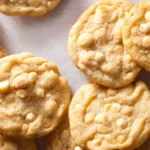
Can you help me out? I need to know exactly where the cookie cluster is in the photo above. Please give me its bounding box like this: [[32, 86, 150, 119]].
[[65, 0, 150, 150], [0, 0, 150, 150]]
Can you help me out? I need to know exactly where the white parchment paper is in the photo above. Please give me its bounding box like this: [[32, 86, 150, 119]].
[[0, 0, 149, 149]]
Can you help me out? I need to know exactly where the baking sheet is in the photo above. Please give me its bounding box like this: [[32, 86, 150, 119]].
[[0, 0, 149, 149]]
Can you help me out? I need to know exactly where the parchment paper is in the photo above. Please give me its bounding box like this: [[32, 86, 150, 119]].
[[0, 0, 149, 149]]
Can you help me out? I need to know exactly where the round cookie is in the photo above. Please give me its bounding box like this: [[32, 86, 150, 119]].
[[0, 134, 37, 150], [0, 52, 70, 138], [69, 81, 150, 150], [123, 1, 150, 72], [47, 116, 83, 150], [0, 0, 60, 16], [68, 0, 141, 88]]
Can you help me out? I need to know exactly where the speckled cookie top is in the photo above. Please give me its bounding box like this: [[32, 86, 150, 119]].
[[0, 134, 37, 150], [0, 52, 70, 138], [0, 0, 60, 16], [123, 0, 150, 71], [68, 0, 141, 88], [69, 81, 150, 150]]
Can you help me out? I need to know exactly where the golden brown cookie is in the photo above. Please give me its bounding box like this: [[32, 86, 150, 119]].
[[0, 134, 37, 150], [123, 1, 150, 71], [68, 0, 141, 88], [69, 81, 150, 150], [0, 0, 60, 16], [0, 52, 70, 138]]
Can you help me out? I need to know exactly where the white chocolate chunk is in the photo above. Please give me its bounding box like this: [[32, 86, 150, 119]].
[[95, 52, 105, 62], [94, 113, 107, 124], [25, 113, 36, 122], [140, 23, 149, 34], [111, 103, 121, 113], [116, 119, 127, 128], [45, 100, 58, 112], [77, 33, 94, 48], [74, 104, 83, 112], [142, 36, 150, 48], [145, 11, 150, 21], [0, 80, 9, 93], [75, 146, 83, 150]]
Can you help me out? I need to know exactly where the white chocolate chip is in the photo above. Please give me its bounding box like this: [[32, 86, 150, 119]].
[[95, 52, 105, 62], [85, 113, 94, 123], [0, 80, 9, 93], [140, 23, 149, 34], [94, 113, 107, 124], [25, 113, 36, 122], [74, 104, 83, 112], [116, 119, 127, 128], [111, 103, 121, 113], [75, 146, 83, 150], [145, 11, 150, 21], [45, 100, 58, 112], [77, 33, 94, 48], [142, 36, 150, 48]]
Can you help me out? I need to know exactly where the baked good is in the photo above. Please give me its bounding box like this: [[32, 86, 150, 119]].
[[68, 0, 141, 88], [69, 81, 150, 150], [0, 52, 70, 138]]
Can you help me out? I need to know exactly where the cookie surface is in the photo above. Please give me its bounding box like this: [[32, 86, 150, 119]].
[[68, 0, 141, 88], [0, 52, 70, 138], [46, 116, 78, 150], [123, 1, 150, 71], [69, 81, 150, 150], [0, 134, 37, 150], [0, 0, 60, 16]]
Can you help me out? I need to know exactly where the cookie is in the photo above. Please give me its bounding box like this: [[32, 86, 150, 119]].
[[123, 1, 150, 72], [0, 134, 37, 150], [46, 116, 82, 150], [0, 44, 7, 58], [0, 52, 70, 138], [69, 81, 150, 150], [136, 138, 150, 150], [0, 0, 60, 16], [68, 0, 141, 88]]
